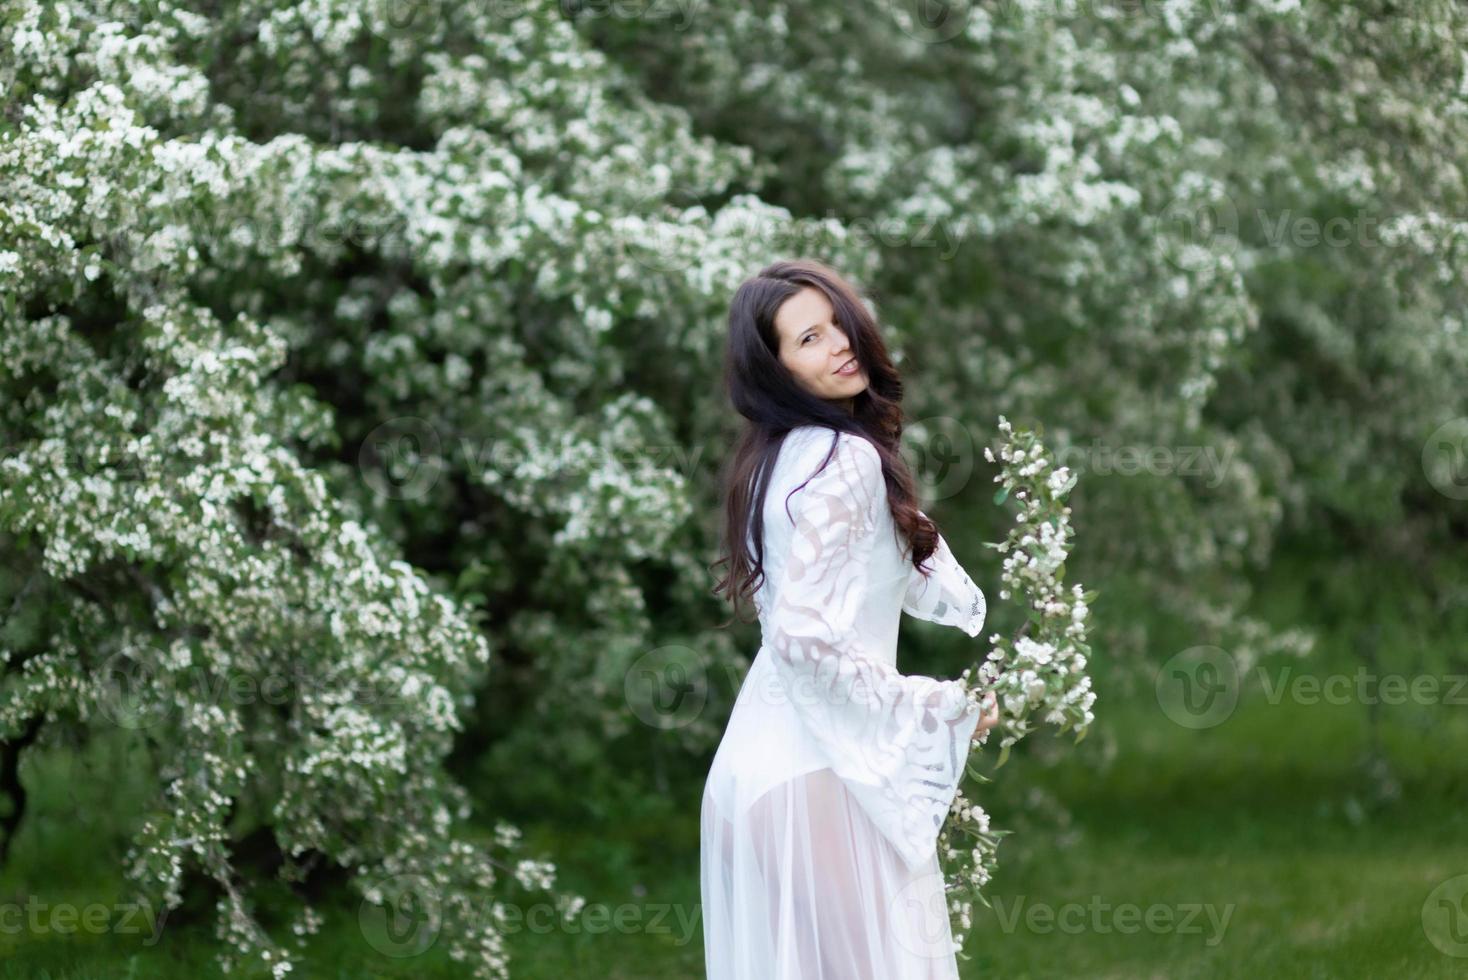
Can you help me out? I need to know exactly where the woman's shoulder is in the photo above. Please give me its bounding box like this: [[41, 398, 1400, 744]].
[[784, 425, 882, 486], [793, 424, 879, 455]]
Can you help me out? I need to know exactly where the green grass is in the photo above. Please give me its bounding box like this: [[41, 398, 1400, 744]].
[[952, 692, 1468, 980], [3, 643, 1466, 978]]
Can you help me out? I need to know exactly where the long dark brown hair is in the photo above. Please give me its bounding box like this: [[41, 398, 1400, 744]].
[[709, 258, 943, 628]]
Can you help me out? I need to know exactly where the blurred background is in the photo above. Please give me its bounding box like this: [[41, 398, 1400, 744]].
[[1, 1, 1466, 977]]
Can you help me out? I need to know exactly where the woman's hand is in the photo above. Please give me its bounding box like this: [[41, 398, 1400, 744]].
[[971, 690, 1000, 741]]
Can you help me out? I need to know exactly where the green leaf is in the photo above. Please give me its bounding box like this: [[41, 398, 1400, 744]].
[[993, 485, 1009, 505], [964, 762, 993, 784]]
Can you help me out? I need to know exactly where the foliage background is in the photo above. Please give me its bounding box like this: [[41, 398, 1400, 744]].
[[2, 0, 1466, 976]]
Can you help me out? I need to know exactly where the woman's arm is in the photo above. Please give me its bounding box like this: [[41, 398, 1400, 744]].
[[901, 511, 987, 638]]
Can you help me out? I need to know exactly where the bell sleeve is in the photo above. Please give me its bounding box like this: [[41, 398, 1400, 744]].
[[766, 430, 982, 872], [901, 511, 988, 638]]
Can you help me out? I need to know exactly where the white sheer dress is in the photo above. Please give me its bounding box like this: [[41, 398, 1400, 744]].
[[700, 425, 988, 980]]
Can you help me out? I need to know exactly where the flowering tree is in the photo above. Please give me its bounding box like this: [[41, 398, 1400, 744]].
[[3, 0, 1466, 971], [940, 417, 1097, 952], [0, 0, 872, 974], [576, 0, 1468, 671]]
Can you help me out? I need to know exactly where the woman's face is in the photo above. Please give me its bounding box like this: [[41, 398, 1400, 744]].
[[773, 287, 868, 407]]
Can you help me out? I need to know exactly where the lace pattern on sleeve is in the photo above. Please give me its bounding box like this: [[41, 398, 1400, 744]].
[[902, 512, 987, 638], [766, 431, 981, 871]]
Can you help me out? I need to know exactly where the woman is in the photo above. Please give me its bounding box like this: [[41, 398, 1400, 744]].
[[702, 258, 1002, 979]]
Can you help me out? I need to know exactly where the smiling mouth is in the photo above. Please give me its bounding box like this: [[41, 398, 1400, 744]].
[[835, 358, 858, 376]]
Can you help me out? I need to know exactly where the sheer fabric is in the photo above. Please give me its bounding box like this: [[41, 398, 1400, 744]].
[[701, 426, 987, 979]]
